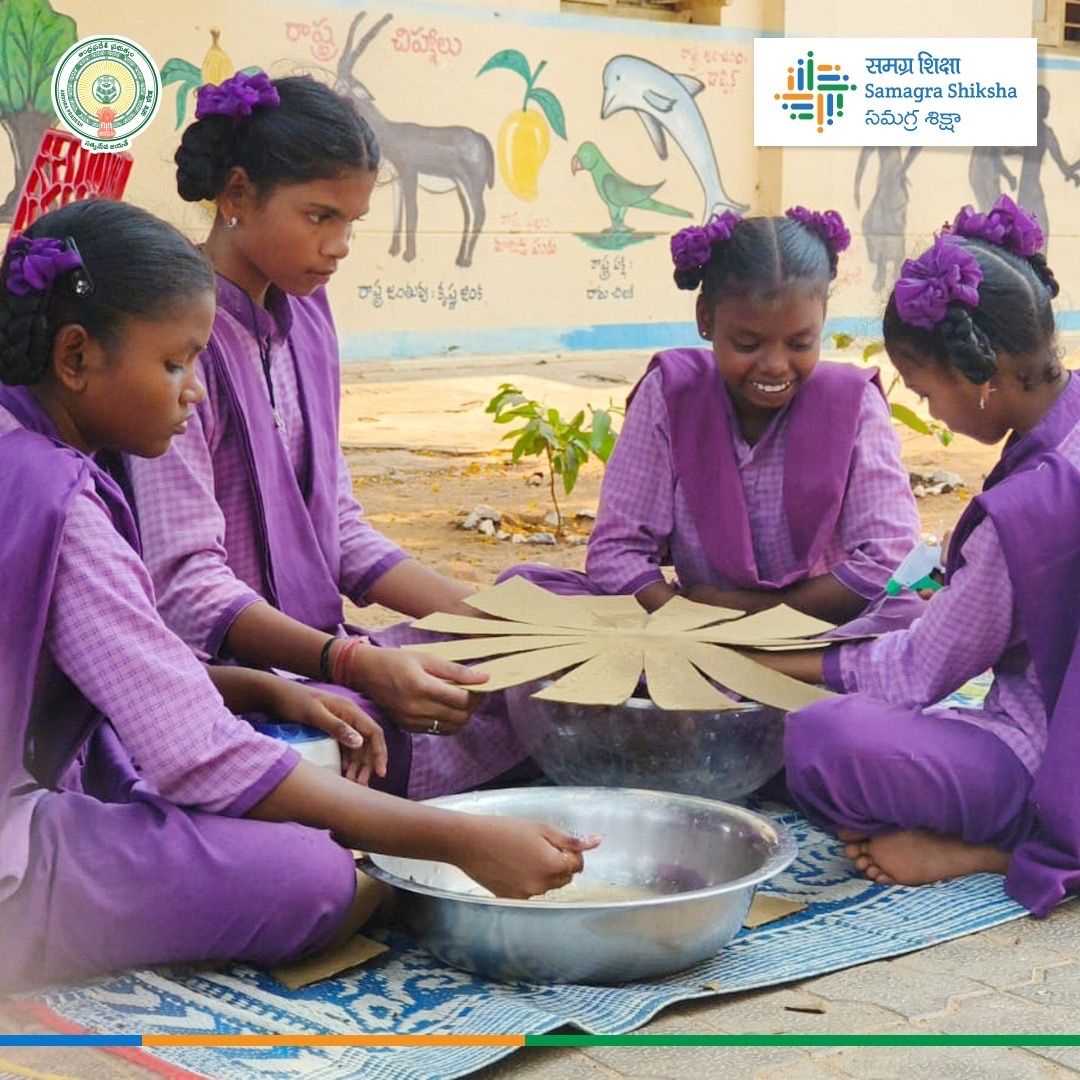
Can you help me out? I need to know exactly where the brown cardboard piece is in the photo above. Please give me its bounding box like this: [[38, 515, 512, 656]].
[[743, 893, 807, 928], [407, 577, 873, 712], [271, 934, 389, 991]]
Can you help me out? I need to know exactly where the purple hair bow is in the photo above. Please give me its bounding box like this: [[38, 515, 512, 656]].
[[4, 236, 89, 298], [894, 235, 982, 331], [196, 70, 280, 121], [785, 205, 851, 255], [950, 193, 1044, 257], [670, 211, 743, 274]]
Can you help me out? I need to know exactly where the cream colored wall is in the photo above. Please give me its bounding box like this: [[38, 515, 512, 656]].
[[3, 0, 1074, 357]]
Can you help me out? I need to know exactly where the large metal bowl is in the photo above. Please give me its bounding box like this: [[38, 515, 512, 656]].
[[504, 683, 786, 801], [360, 786, 796, 984]]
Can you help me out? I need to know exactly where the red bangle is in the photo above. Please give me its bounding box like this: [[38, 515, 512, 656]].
[[331, 635, 367, 686]]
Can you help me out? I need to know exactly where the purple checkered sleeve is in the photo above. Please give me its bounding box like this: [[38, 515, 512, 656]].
[[130, 328, 407, 654], [47, 487, 297, 814], [832, 516, 1047, 774]]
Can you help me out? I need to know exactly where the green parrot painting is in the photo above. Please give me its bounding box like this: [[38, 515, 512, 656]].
[[571, 140, 693, 231]]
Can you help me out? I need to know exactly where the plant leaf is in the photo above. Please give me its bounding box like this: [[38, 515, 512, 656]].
[[863, 341, 886, 361], [161, 58, 201, 84], [526, 86, 567, 139], [890, 402, 932, 436], [829, 332, 854, 350], [477, 49, 532, 83]]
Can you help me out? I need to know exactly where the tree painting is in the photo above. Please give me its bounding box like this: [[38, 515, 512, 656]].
[[0, 0, 78, 221]]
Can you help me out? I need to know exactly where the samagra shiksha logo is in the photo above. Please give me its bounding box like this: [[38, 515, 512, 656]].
[[774, 49, 856, 134]]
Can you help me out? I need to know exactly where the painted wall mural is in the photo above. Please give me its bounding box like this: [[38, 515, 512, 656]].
[[337, 12, 493, 269], [0, 0, 77, 221], [600, 55, 748, 223], [5, 1, 1080, 357], [477, 48, 566, 201]]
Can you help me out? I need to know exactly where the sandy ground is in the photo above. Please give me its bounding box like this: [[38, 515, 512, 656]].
[[2, 344, 1076, 1077]]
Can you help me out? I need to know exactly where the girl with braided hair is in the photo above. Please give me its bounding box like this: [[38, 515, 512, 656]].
[[506, 207, 920, 626], [125, 71, 548, 798], [762, 196, 1080, 914], [0, 200, 595, 991]]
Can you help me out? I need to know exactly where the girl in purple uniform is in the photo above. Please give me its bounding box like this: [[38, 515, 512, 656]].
[[0, 200, 594, 992], [127, 72, 535, 796], [767, 196, 1080, 916], [510, 208, 921, 625]]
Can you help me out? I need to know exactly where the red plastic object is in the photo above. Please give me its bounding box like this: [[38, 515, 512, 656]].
[[10, 129, 133, 236]]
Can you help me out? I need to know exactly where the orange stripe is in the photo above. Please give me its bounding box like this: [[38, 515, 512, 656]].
[[818, 64, 835, 71], [143, 1035, 525, 1047], [817, 94, 823, 125], [781, 93, 813, 100]]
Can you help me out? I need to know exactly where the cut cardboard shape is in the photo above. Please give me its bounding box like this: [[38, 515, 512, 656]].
[[743, 894, 807, 928], [406, 578, 868, 711]]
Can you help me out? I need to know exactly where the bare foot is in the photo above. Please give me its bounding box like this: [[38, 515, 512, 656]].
[[836, 828, 871, 866], [848, 829, 1011, 886]]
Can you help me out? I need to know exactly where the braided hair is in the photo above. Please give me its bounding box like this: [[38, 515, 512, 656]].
[[884, 239, 1060, 390], [678, 215, 841, 310], [176, 75, 380, 203], [0, 200, 213, 386]]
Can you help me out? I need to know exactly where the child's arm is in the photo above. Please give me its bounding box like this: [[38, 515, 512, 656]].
[[206, 665, 388, 785], [585, 372, 677, 598], [363, 558, 476, 618], [248, 761, 601, 899]]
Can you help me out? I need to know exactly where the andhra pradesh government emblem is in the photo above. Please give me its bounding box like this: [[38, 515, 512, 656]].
[[51, 35, 161, 151]]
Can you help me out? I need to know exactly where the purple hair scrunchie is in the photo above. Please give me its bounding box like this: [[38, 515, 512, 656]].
[[670, 210, 743, 278], [196, 70, 281, 121], [4, 236, 88, 298], [950, 193, 1044, 258], [785, 205, 851, 256], [894, 235, 983, 331]]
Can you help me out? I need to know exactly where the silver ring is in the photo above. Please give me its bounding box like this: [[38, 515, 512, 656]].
[[428, 719, 440, 735]]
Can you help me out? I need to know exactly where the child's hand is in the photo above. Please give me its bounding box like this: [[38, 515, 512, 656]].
[[271, 681, 388, 785], [348, 646, 489, 735], [453, 817, 601, 899]]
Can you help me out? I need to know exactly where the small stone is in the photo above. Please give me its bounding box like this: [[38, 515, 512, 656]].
[[496, 530, 510, 541], [543, 509, 560, 526], [511, 533, 526, 544], [912, 483, 927, 499], [569, 535, 588, 546], [478, 518, 496, 537], [525, 471, 544, 487], [528, 532, 557, 545], [461, 505, 501, 530], [575, 509, 597, 521]]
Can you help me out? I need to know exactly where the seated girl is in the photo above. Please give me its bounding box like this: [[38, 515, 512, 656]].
[[0, 199, 595, 992], [763, 196, 1080, 917], [511, 208, 920, 625]]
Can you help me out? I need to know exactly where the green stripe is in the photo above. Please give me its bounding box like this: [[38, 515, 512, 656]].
[[524, 1035, 1080, 1047]]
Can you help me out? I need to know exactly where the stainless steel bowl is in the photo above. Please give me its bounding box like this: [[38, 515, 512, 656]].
[[360, 786, 796, 984], [504, 683, 786, 801]]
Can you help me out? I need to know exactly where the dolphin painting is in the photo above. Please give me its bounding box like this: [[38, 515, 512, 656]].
[[601, 54, 748, 222]]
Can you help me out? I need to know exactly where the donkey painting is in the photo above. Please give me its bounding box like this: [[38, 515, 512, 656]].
[[337, 12, 494, 268]]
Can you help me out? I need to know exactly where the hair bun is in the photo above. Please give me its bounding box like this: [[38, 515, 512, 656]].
[[175, 115, 234, 203], [1027, 251, 1060, 299]]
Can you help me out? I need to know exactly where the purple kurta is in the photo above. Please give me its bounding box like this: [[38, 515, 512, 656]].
[[787, 375, 1080, 914], [127, 276, 531, 798], [506, 352, 920, 619], [0, 387, 354, 991]]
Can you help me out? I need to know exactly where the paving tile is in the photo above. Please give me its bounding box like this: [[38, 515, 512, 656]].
[[582, 1044, 809, 1079], [801, 958, 990, 1021], [816, 1045, 1068, 1079], [892, 933, 1076, 993]]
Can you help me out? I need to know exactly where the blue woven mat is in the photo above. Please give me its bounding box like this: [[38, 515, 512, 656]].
[[28, 675, 1031, 1079]]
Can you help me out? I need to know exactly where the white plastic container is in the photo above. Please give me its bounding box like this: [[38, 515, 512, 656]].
[[254, 722, 342, 774]]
